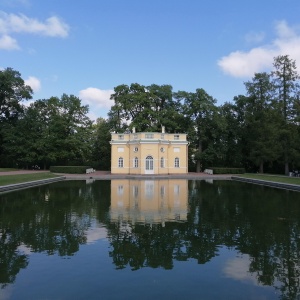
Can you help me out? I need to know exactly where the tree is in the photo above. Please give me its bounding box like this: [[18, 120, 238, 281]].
[[242, 72, 281, 173], [2, 94, 93, 168], [175, 88, 220, 172], [1, 106, 42, 168], [108, 83, 184, 133], [0, 68, 32, 122], [272, 55, 300, 175], [0, 68, 32, 166], [91, 118, 111, 170], [219, 102, 244, 168]]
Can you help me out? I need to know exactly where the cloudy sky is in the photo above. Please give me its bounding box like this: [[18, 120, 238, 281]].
[[1, 0, 300, 120]]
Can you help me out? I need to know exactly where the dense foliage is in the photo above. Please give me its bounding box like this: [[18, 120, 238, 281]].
[[0, 55, 299, 173], [49, 166, 92, 174]]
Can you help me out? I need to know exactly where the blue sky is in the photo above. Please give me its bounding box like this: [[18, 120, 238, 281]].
[[1, 0, 300, 121]]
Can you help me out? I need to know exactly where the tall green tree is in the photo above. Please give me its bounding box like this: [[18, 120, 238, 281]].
[[271, 55, 300, 175], [0, 68, 32, 122], [219, 102, 244, 168], [0, 68, 32, 166], [91, 117, 111, 170], [175, 88, 220, 172], [1, 105, 43, 168], [108, 83, 183, 133], [242, 72, 280, 173], [2, 94, 93, 168]]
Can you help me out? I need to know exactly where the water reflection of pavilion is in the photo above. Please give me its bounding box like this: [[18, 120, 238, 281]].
[[110, 179, 188, 226]]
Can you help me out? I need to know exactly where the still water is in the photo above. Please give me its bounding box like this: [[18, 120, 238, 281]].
[[1, 179, 300, 300]]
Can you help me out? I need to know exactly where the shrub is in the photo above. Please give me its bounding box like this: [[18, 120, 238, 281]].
[[209, 167, 245, 174], [50, 166, 92, 174]]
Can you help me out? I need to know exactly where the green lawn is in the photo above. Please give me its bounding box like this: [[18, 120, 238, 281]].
[[0, 173, 62, 186], [0, 168, 19, 172], [237, 173, 300, 185]]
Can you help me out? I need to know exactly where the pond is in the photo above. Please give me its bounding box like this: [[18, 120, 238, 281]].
[[0, 179, 300, 300]]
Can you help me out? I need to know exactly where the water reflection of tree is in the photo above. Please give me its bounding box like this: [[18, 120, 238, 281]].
[[0, 180, 110, 287], [1, 179, 300, 299], [106, 180, 300, 300], [0, 232, 28, 288]]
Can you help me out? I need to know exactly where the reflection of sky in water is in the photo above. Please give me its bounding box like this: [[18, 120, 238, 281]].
[[1, 285, 13, 300], [85, 221, 107, 244], [1, 180, 300, 299], [223, 253, 259, 285], [17, 244, 33, 255]]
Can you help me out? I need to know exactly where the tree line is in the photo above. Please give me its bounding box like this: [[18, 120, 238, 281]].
[[0, 54, 299, 174]]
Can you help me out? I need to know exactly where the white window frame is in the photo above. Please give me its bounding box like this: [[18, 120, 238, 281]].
[[174, 134, 180, 140], [118, 157, 124, 168], [134, 157, 139, 168], [174, 157, 180, 168], [160, 157, 164, 168], [118, 134, 124, 140]]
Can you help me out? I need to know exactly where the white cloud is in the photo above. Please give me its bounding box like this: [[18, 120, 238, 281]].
[[0, 11, 70, 51], [0, 11, 70, 37], [79, 87, 114, 109], [25, 76, 41, 92], [0, 34, 20, 50], [218, 20, 300, 78]]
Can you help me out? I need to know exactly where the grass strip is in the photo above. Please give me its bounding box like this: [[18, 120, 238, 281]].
[[237, 173, 300, 185], [0, 173, 62, 186], [0, 168, 18, 172]]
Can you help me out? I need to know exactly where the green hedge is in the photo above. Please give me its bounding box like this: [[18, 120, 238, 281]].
[[209, 167, 245, 174], [50, 166, 92, 174]]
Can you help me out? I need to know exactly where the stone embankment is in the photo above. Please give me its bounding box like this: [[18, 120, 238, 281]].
[[0, 176, 65, 193], [232, 176, 300, 192], [1, 171, 300, 193], [0, 170, 231, 193]]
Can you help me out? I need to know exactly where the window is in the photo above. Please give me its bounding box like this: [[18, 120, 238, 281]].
[[134, 147, 138, 152], [133, 134, 138, 139], [174, 134, 179, 140], [145, 156, 154, 170], [160, 147, 165, 152], [174, 147, 180, 153], [160, 157, 164, 168], [174, 157, 180, 168], [145, 133, 154, 139], [134, 157, 139, 168], [118, 157, 124, 168], [118, 134, 124, 140], [161, 134, 165, 139], [118, 147, 124, 152]]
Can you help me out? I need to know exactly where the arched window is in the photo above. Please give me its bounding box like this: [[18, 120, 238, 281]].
[[160, 157, 164, 168], [118, 157, 124, 168], [145, 156, 154, 170], [134, 157, 138, 168], [174, 157, 180, 168]]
